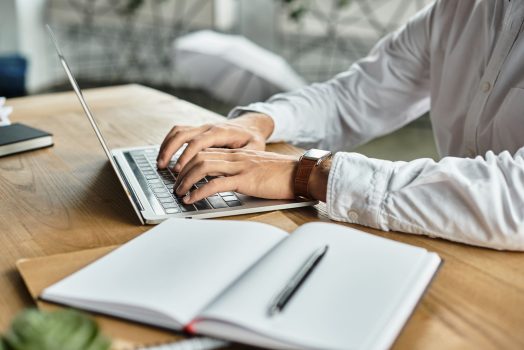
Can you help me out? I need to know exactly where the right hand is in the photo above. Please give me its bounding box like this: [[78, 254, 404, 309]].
[[156, 113, 274, 172]]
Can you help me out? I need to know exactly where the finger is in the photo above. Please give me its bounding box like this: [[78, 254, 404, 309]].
[[203, 147, 260, 155], [174, 126, 246, 172], [175, 160, 241, 196], [183, 176, 238, 204], [175, 151, 234, 188], [158, 125, 183, 159], [158, 125, 191, 161], [241, 141, 263, 150], [157, 125, 211, 168], [173, 131, 222, 172]]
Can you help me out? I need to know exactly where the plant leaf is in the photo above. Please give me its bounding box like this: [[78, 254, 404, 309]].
[[3, 309, 110, 350]]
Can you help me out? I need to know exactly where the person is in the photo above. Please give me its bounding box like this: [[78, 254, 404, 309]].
[[157, 0, 524, 251]]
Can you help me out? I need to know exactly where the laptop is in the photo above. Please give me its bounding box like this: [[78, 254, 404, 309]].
[[47, 26, 316, 224]]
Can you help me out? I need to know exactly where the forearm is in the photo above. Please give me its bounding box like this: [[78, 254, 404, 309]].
[[327, 150, 524, 251]]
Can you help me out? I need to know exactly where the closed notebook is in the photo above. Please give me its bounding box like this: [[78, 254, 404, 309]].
[[0, 123, 53, 157], [41, 218, 441, 350]]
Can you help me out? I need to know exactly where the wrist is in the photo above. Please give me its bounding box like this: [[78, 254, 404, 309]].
[[231, 112, 274, 140]]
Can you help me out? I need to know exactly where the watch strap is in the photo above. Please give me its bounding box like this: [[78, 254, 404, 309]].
[[294, 157, 317, 199]]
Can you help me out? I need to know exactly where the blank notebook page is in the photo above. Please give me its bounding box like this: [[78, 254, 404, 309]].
[[42, 218, 287, 327]]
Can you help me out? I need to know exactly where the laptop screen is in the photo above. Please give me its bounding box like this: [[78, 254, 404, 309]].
[[47, 25, 144, 224]]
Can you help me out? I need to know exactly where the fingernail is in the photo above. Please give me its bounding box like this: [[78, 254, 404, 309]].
[[174, 163, 181, 172], [183, 193, 191, 203]]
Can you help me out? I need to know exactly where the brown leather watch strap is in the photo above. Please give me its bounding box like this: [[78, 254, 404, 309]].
[[294, 157, 317, 199]]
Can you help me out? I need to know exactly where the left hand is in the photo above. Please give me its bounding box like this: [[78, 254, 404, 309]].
[[174, 149, 298, 204]]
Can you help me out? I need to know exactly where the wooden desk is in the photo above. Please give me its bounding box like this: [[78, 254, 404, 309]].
[[1, 85, 523, 349]]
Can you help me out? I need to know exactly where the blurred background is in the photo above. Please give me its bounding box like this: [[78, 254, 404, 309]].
[[0, 0, 438, 160]]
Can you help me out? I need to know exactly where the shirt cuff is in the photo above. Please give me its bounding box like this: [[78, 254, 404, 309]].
[[227, 102, 294, 143], [326, 152, 394, 230]]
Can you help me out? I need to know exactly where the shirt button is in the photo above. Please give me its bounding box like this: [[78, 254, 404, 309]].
[[481, 81, 491, 93], [348, 211, 359, 221]]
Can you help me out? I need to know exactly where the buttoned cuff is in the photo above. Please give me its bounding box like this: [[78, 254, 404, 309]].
[[327, 152, 394, 230], [227, 102, 294, 143]]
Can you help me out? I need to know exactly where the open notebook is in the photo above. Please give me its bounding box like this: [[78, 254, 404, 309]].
[[41, 218, 441, 350]]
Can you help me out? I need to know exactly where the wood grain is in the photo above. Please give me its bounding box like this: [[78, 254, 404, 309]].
[[1, 85, 523, 349]]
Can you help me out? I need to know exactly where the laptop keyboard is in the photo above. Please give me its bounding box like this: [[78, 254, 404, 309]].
[[129, 149, 242, 214]]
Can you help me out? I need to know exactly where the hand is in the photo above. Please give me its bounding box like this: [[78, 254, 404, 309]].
[[174, 149, 298, 204], [157, 113, 274, 172]]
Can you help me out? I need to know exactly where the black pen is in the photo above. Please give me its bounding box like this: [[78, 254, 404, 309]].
[[268, 245, 329, 316]]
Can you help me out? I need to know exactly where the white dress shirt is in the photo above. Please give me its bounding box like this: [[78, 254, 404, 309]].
[[229, 0, 524, 250]]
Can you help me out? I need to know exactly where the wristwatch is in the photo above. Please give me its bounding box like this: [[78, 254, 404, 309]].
[[294, 149, 332, 199]]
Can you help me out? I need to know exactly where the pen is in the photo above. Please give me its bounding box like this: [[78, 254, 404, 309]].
[[268, 245, 329, 316]]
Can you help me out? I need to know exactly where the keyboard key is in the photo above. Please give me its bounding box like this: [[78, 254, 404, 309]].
[[221, 195, 238, 202], [179, 203, 197, 212], [148, 179, 161, 184], [165, 208, 180, 214], [155, 193, 172, 198], [152, 188, 167, 194], [158, 197, 174, 204], [226, 200, 242, 207], [194, 199, 212, 210], [162, 202, 178, 209], [174, 191, 187, 200], [207, 196, 228, 209], [196, 178, 207, 185], [219, 192, 235, 196]]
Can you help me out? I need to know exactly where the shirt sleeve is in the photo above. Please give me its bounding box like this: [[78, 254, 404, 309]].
[[228, 3, 435, 150], [327, 146, 524, 251]]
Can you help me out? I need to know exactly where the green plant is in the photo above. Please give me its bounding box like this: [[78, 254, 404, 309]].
[[1, 309, 110, 350], [281, 0, 351, 21]]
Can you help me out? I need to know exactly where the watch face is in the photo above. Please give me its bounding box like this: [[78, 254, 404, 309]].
[[304, 149, 331, 160]]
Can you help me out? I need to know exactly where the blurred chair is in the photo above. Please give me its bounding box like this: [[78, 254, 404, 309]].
[[174, 30, 306, 106], [0, 55, 27, 97]]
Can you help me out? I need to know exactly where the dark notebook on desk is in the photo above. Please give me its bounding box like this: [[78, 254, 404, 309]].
[[0, 123, 53, 157]]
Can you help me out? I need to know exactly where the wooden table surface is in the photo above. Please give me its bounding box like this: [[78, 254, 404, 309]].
[[1, 85, 523, 349]]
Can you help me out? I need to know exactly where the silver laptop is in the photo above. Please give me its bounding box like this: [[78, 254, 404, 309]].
[[47, 26, 316, 224]]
